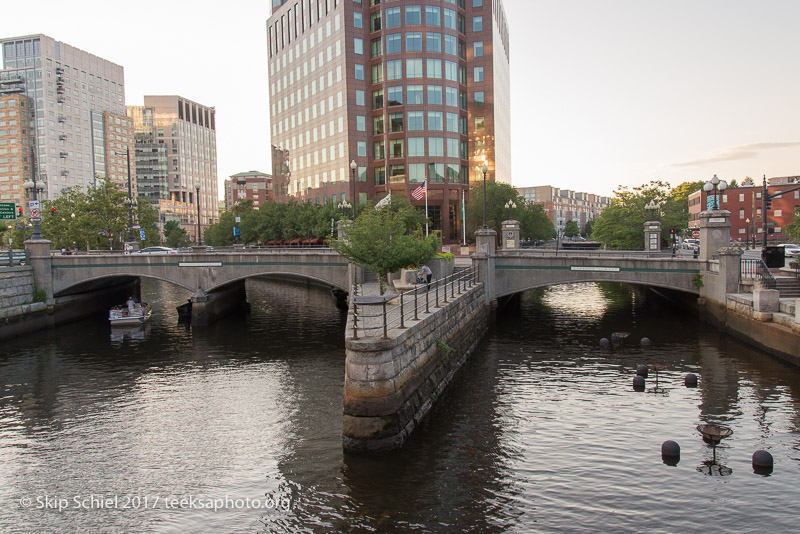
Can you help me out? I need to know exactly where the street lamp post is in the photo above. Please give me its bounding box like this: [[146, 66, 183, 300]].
[[645, 199, 661, 220], [703, 174, 727, 210], [338, 200, 352, 220], [745, 217, 750, 250], [124, 148, 137, 243], [234, 178, 245, 245], [23, 146, 44, 240], [481, 164, 488, 229], [350, 160, 358, 220], [195, 181, 202, 246], [504, 199, 516, 221]]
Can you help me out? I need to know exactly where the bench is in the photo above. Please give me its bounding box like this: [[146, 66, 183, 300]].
[[393, 269, 421, 292]]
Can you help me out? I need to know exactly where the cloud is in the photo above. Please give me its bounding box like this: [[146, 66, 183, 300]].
[[672, 142, 800, 168]]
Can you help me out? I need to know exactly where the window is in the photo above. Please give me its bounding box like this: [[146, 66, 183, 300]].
[[738, 193, 744, 201], [448, 163, 460, 182], [386, 59, 403, 80], [373, 89, 384, 109], [354, 38, 364, 54], [460, 141, 468, 159], [408, 137, 425, 157], [474, 91, 484, 106], [427, 85, 443, 105], [426, 59, 442, 78], [385, 7, 401, 27], [408, 111, 424, 130], [407, 85, 424, 104], [389, 164, 406, 184], [359, 166, 368, 183], [356, 115, 366, 131], [370, 11, 382, 31], [357, 141, 367, 157], [406, 58, 423, 78], [387, 86, 403, 105], [445, 87, 458, 107], [388, 138, 404, 158], [429, 163, 445, 183], [405, 5, 422, 25], [426, 32, 442, 52], [474, 66, 484, 82], [355, 90, 365, 105], [446, 138, 459, 158], [444, 34, 457, 55], [374, 140, 385, 159], [446, 112, 458, 132], [473, 16, 483, 31], [371, 38, 383, 57], [428, 111, 443, 130], [386, 33, 401, 54], [389, 112, 404, 132], [425, 6, 441, 26], [475, 116, 484, 130], [775, 209, 783, 217], [429, 137, 444, 156], [371, 64, 384, 83], [375, 166, 386, 185], [354, 12, 363, 28], [459, 65, 467, 84], [406, 32, 423, 51], [355, 64, 365, 80], [373, 115, 384, 134], [444, 61, 457, 81], [473, 0, 482, 6], [443, 8, 456, 30], [473, 41, 484, 57], [409, 163, 426, 182]]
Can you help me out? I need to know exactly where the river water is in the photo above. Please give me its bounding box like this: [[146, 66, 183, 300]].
[[1, 279, 798, 533]]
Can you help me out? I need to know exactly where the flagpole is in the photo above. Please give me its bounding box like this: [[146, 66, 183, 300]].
[[425, 181, 429, 237], [462, 189, 466, 246]]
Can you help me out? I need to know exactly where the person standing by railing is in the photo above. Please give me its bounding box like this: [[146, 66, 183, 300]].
[[419, 264, 433, 290]]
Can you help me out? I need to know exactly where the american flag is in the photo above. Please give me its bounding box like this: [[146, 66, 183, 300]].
[[412, 181, 426, 200]]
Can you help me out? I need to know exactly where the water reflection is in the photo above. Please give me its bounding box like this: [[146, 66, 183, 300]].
[[1, 280, 799, 532]]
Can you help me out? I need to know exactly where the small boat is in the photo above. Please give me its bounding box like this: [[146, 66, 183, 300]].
[[109, 300, 152, 326]]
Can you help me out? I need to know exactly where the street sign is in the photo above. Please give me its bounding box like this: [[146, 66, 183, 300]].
[[706, 196, 718, 210], [29, 200, 40, 210], [30, 208, 40, 219], [0, 202, 15, 220], [139, 228, 146, 240], [692, 231, 700, 238], [766, 222, 777, 226]]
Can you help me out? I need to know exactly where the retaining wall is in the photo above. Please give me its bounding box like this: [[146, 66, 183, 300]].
[[0, 267, 48, 339], [343, 283, 487, 453]]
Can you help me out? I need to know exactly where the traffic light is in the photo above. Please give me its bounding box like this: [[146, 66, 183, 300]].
[[50, 206, 56, 216], [765, 195, 772, 210], [17, 206, 22, 218]]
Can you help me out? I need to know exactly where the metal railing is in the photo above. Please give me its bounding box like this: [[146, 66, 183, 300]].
[[741, 258, 776, 289], [1, 250, 27, 267], [350, 266, 479, 340]]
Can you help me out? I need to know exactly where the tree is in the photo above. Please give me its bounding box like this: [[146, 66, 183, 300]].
[[465, 181, 553, 241], [330, 195, 439, 294], [563, 220, 580, 238], [164, 220, 191, 248], [584, 219, 595, 237], [784, 207, 800, 243]]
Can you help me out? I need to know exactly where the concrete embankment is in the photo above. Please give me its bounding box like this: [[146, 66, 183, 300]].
[[343, 283, 487, 453]]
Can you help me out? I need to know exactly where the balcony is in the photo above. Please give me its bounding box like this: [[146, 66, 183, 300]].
[[60, 170, 69, 176], [57, 96, 65, 103], [55, 67, 64, 74], [59, 134, 67, 140], [58, 115, 67, 123], [59, 151, 68, 158]]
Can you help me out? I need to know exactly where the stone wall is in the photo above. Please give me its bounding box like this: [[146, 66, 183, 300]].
[[0, 267, 48, 338], [343, 284, 487, 453]]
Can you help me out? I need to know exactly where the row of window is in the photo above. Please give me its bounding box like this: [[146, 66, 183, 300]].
[[356, 59, 475, 84], [359, 0, 473, 9], [374, 162, 468, 185], [360, 32, 477, 59], [356, 110, 473, 133], [359, 85, 478, 109], [368, 137, 468, 160]]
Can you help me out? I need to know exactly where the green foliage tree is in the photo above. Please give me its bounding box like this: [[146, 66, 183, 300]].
[[330, 195, 439, 294], [163, 220, 191, 248], [592, 180, 699, 249], [584, 219, 595, 237], [563, 220, 580, 238], [135, 199, 161, 248], [784, 207, 800, 243], [465, 181, 554, 241]]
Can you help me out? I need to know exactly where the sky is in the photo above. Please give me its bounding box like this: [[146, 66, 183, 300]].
[[1, 0, 798, 199]]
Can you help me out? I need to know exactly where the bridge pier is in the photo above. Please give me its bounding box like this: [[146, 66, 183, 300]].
[[190, 281, 247, 326], [24, 238, 54, 306]]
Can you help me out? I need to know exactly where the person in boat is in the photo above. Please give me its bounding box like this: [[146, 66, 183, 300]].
[[126, 297, 137, 312]]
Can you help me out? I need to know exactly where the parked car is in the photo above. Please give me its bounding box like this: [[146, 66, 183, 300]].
[[777, 243, 800, 257], [683, 238, 699, 249], [136, 246, 178, 255]]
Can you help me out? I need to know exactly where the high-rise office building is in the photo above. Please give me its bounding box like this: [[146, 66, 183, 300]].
[[0, 34, 128, 209], [128, 96, 218, 241], [266, 0, 510, 241]]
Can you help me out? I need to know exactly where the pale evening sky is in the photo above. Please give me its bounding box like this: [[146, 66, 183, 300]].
[[1, 0, 798, 199]]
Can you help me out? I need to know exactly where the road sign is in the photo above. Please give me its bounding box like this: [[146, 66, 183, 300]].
[[30, 208, 40, 219], [706, 196, 718, 209], [29, 200, 40, 210], [0, 202, 15, 220], [692, 231, 700, 238], [139, 228, 146, 240], [766, 222, 777, 226]]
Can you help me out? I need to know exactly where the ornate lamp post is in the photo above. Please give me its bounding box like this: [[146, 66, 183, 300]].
[[234, 178, 246, 244], [645, 199, 661, 220], [124, 148, 138, 244], [23, 146, 45, 240], [481, 164, 489, 229], [195, 181, 202, 246], [745, 217, 750, 250], [504, 199, 516, 221], [350, 160, 358, 220], [703, 174, 727, 210], [338, 200, 352, 219]]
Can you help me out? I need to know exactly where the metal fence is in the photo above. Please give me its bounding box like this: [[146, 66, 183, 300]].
[[1, 250, 27, 267], [741, 258, 776, 289], [350, 266, 479, 340]]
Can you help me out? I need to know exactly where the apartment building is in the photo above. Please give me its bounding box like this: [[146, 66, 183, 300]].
[[515, 185, 611, 233]]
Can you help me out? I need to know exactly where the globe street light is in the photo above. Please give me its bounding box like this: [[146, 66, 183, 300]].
[[703, 174, 727, 210], [645, 199, 661, 220], [745, 217, 751, 250], [481, 164, 489, 229], [195, 181, 202, 246], [504, 199, 516, 221], [350, 160, 358, 220], [23, 146, 44, 240], [338, 200, 352, 219]]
